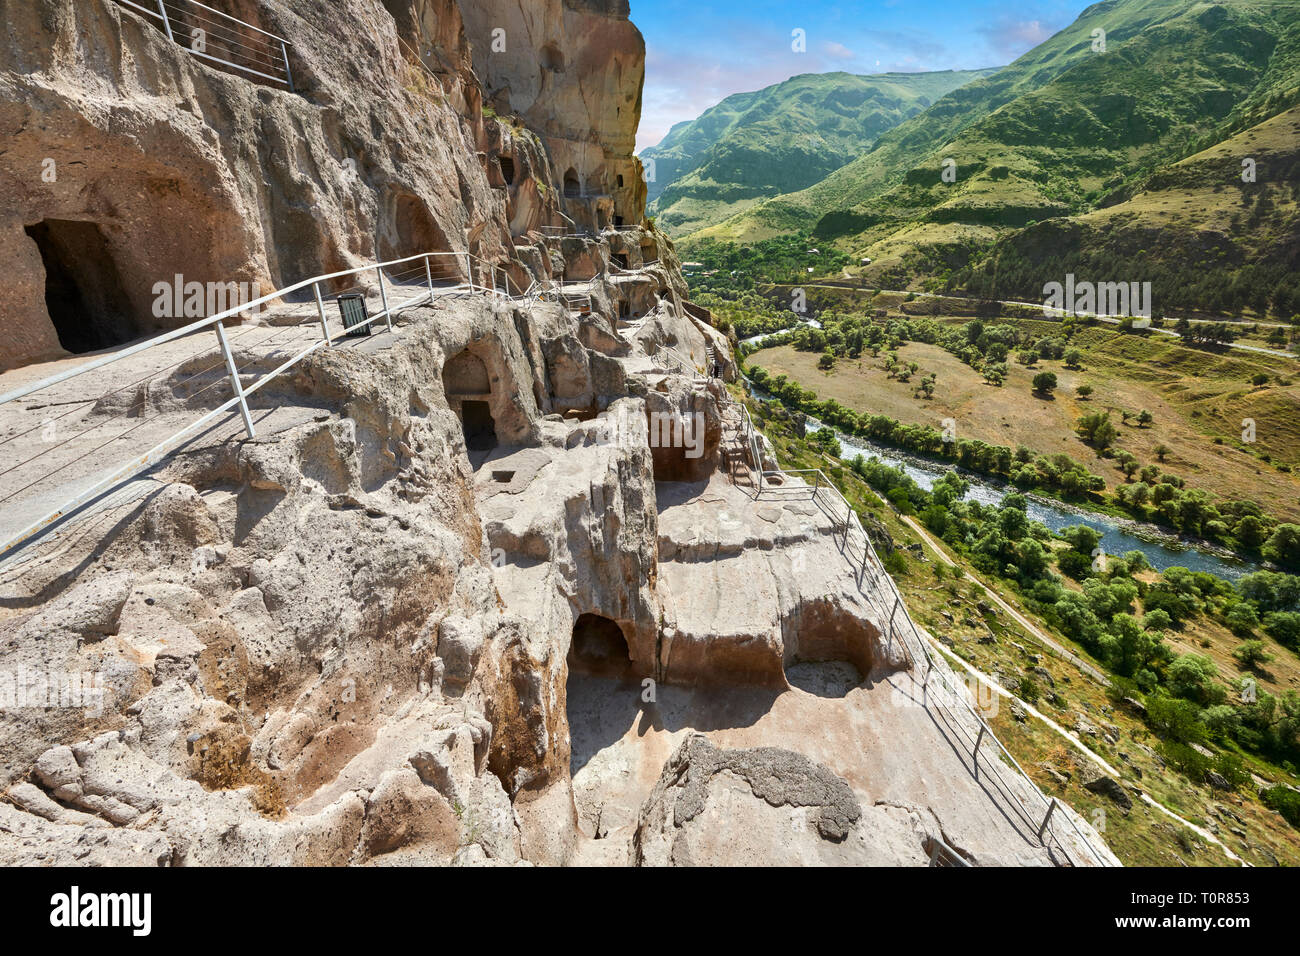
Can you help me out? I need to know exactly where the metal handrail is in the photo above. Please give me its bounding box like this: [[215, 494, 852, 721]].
[[113, 0, 295, 91], [1, 252, 467, 406], [736, 403, 1113, 866], [0, 250, 512, 558]]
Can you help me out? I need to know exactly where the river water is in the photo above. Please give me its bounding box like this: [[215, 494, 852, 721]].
[[738, 341, 1254, 582]]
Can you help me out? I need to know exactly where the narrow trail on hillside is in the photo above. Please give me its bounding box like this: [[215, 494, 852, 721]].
[[901, 515, 1111, 685], [930, 637, 1245, 866], [900, 514, 1247, 865]]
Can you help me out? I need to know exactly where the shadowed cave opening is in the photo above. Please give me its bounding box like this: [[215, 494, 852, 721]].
[[460, 400, 497, 451], [563, 168, 581, 198], [568, 613, 632, 678], [25, 219, 139, 354], [784, 600, 875, 698], [443, 349, 498, 465]]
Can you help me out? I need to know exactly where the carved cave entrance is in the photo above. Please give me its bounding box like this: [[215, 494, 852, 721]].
[[460, 400, 496, 450], [784, 600, 875, 698], [443, 349, 498, 465], [568, 613, 632, 679], [25, 219, 139, 354], [563, 168, 581, 198], [566, 611, 640, 832]]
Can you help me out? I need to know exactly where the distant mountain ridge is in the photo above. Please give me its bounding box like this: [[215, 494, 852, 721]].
[[639, 68, 1000, 236], [678, 0, 1300, 319]]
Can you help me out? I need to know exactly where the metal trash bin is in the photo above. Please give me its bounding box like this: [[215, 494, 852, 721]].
[[338, 293, 371, 337]]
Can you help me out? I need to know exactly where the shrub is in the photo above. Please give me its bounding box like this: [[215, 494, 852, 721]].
[[1232, 639, 1273, 670], [1263, 785, 1300, 828]]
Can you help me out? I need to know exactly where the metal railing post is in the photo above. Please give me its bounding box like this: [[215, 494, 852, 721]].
[[887, 595, 900, 654], [156, 0, 174, 41], [279, 40, 295, 93], [974, 724, 986, 776], [214, 321, 256, 439], [376, 265, 393, 332], [313, 281, 331, 346], [1038, 798, 1058, 840], [463, 253, 473, 290], [425, 255, 435, 300]]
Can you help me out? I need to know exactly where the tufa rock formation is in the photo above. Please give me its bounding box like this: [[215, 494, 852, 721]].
[[0, 0, 1114, 866]]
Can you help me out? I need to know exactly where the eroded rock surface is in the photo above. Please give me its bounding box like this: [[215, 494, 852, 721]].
[[0, 0, 1113, 868]]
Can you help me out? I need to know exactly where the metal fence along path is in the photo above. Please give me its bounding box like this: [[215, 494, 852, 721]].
[[728, 397, 1114, 867], [0, 252, 521, 560], [113, 0, 296, 90]]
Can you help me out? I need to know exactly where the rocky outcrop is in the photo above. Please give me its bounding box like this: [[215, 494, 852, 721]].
[[456, 0, 646, 232], [0, 0, 652, 370], [0, 0, 1112, 869], [632, 735, 943, 866]]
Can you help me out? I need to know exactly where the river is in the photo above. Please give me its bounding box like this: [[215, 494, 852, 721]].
[[740, 360, 1255, 581]]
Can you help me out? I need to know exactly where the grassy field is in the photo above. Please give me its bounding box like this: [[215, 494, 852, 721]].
[[749, 315, 1300, 522], [750, 398, 1300, 866]]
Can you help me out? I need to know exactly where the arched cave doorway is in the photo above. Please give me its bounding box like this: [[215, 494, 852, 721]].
[[442, 349, 497, 461], [566, 612, 639, 828], [563, 168, 581, 198], [498, 155, 516, 185], [784, 600, 875, 698], [568, 613, 632, 678], [25, 219, 138, 354]]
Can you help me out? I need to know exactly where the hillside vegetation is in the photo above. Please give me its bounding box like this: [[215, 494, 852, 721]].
[[682, 0, 1300, 314], [750, 398, 1300, 866], [641, 69, 997, 236]]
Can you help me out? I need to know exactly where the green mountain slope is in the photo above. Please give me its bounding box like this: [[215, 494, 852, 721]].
[[954, 104, 1300, 318], [640, 69, 998, 236], [693, 0, 1300, 254]]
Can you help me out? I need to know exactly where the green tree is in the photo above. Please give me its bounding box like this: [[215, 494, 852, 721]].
[[1076, 411, 1119, 449], [1032, 371, 1057, 395], [1264, 524, 1300, 569], [1233, 640, 1273, 671], [1224, 602, 1259, 636]]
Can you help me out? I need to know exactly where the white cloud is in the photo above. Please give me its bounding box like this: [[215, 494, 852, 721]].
[[977, 17, 1056, 60]]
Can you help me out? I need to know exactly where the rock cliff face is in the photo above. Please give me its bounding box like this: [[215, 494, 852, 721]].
[[0, 0, 646, 370], [0, 0, 1112, 867], [455, 0, 646, 233]]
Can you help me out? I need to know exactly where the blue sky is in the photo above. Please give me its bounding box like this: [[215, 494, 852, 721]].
[[632, 0, 1092, 151]]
